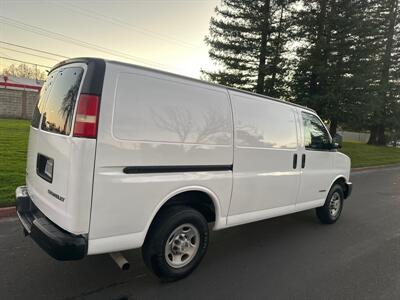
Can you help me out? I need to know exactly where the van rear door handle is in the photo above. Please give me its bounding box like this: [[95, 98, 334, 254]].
[[293, 154, 298, 169], [301, 154, 306, 168]]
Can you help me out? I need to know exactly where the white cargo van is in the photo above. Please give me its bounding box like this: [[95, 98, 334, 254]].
[[16, 58, 352, 281]]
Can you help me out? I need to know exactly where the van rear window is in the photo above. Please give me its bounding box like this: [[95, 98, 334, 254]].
[[31, 72, 57, 128], [40, 67, 84, 135]]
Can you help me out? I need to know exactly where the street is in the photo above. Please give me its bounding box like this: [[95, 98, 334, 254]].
[[1, 166, 399, 300]]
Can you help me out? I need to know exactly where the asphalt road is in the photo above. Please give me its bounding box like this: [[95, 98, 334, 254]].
[[1, 166, 400, 300]]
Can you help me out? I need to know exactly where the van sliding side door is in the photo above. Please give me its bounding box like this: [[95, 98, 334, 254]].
[[227, 92, 301, 225]]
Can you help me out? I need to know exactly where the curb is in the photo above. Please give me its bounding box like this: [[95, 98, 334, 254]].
[[351, 163, 400, 173], [0, 206, 16, 218]]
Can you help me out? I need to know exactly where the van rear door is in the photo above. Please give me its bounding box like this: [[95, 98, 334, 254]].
[[26, 60, 105, 234]]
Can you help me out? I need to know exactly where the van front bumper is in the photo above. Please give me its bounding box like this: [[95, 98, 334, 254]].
[[15, 186, 87, 261], [345, 182, 353, 199]]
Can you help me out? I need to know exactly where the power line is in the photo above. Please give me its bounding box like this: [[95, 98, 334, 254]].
[[0, 51, 11, 59], [0, 16, 169, 69], [0, 46, 62, 62], [0, 41, 70, 59], [53, 1, 200, 50], [0, 16, 172, 69], [0, 56, 52, 68]]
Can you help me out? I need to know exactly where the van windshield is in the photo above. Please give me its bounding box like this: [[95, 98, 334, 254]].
[[39, 67, 84, 135]]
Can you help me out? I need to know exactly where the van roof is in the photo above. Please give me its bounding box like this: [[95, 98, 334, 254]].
[[51, 57, 315, 113]]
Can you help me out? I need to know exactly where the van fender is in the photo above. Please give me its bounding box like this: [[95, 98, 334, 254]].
[[327, 175, 351, 198], [143, 185, 225, 240]]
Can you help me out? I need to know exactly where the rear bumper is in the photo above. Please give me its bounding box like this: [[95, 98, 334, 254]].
[[16, 186, 87, 261]]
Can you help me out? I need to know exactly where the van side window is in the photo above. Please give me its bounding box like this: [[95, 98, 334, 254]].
[[302, 112, 331, 150]]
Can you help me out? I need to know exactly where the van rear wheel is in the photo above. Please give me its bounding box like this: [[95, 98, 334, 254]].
[[142, 206, 209, 281], [316, 184, 344, 224]]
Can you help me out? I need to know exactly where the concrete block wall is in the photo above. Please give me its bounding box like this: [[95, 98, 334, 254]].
[[0, 88, 38, 120]]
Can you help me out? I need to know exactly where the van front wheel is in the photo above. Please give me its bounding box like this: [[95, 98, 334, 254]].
[[316, 184, 344, 224], [142, 206, 209, 281]]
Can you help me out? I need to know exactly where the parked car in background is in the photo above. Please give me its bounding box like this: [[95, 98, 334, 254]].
[[388, 140, 400, 147]]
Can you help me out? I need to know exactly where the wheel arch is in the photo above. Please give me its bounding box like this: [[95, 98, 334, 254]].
[[329, 176, 351, 199], [142, 186, 224, 244]]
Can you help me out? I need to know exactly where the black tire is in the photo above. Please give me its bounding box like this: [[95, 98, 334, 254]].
[[316, 184, 344, 224], [142, 205, 209, 282]]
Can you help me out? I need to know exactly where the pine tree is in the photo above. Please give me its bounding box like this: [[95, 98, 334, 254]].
[[391, 0, 400, 143], [366, 0, 399, 145], [202, 0, 295, 98], [292, 0, 368, 136]]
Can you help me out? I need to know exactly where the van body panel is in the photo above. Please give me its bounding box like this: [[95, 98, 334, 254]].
[[226, 199, 324, 228], [88, 183, 231, 254], [112, 72, 232, 145], [88, 231, 145, 254], [88, 62, 234, 245], [333, 152, 352, 180], [89, 171, 232, 241], [92, 143, 232, 168], [296, 150, 334, 204], [227, 91, 301, 224], [95, 62, 233, 168]]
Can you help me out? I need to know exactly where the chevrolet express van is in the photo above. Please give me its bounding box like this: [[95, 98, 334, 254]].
[[16, 58, 352, 281]]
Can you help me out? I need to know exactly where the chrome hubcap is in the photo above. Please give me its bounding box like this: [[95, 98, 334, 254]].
[[165, 224, 200, 268], [329, 192, 341, 217]]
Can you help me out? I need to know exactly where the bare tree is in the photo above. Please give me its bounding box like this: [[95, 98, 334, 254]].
[[2, 63, 47, 81]]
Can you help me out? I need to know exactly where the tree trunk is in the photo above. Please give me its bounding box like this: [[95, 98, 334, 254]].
[[329, 119, 338, 137], [377, 125, 387, 145], [256, 0, 271, 94], [367, 125, 386, 145], [268, 4, 284, 97], [309, 0, 327, 96], [375, 0, 398, 145], [380, 0, 397, 86], [368, 126, 378, 145]]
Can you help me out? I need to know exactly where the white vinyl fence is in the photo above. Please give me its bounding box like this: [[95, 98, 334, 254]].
[[338, 130, 370, 143]]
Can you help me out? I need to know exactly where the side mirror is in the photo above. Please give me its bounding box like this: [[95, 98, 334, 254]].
[[331, 142, 341, 150], [332, 134, 343, 149]]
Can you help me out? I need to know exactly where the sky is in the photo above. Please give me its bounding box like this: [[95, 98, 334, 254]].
[[0, 0, 221, 79]]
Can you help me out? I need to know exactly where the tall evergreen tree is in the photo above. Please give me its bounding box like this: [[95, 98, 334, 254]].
[[293, 0, 399, 139], [366, 0, 399, 145], [292, 0, 368, 136], [203, 0, 399, 141], [391, 0, 400, 143], [202, 0, 296, 98]]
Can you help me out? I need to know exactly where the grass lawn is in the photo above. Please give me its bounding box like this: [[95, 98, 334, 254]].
[[341, 141, 400, 168], [0, 119, 400, 207], [0, 119, 30, 208]]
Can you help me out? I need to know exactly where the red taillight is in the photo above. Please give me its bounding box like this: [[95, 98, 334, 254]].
[[73, 94, 100, 138]]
